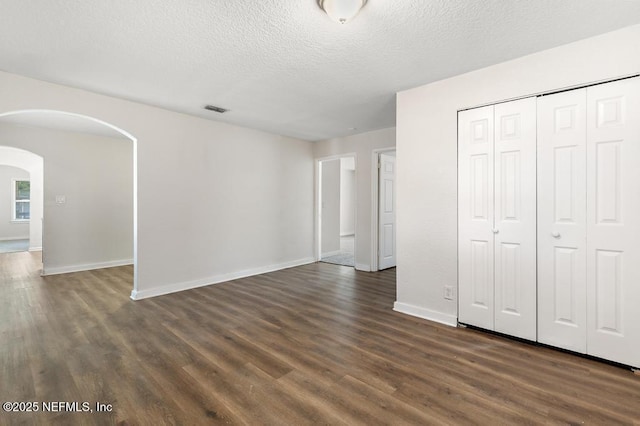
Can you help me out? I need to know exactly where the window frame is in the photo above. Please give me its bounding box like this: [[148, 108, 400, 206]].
[[11, 178, 31, 222]]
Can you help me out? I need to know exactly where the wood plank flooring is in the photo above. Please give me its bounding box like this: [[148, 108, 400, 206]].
[[1, 251, 639, 425]]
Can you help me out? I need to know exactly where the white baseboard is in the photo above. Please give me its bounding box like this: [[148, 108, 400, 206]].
[[29, 246, 42, 252], [42, 258, 133, 276], [393, 302, 458, 327], [130, 256, 316, 300], [321, 250, 341, 257], [0, 236, 29, 241], [355, 263, 371, 272]]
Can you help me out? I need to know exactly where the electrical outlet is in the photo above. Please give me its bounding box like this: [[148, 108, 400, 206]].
[[443, 285, 454, 300]]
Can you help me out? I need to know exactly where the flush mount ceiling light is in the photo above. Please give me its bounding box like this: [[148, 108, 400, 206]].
[[317, 0, 368, 24]]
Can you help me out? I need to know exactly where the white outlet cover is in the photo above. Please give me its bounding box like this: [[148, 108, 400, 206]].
[[55, 195, 66, 204]]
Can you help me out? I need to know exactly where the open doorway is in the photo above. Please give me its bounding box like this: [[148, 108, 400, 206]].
[[318, 156, 356, 267], [0, 110, 137, 293], [0, 147, 44, 255], [0, 166, 30, 253]]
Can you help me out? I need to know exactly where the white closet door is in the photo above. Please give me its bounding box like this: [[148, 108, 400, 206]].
[[537, 89, 588, 353], [586, 77, 640, 368], [458, 105, 495, 330], [493, 98, 537, 341]]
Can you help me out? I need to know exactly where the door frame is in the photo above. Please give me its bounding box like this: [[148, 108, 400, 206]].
[[314, 153, 357, 263], [371, 148, 396, 271]]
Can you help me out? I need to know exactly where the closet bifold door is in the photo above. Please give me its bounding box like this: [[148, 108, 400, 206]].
[[458, 105, 495, 331], [493, 98, 537, 341], [586, 77, 640, 368], [458, 98, 536, 340], [537, 89, 588, 353]]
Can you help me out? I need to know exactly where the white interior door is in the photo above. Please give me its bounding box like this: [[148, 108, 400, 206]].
[[458, 105, 495, 330], [378, 153, 396, 270], [586, 77, 640, 368], [537, 89, 588, 353], [493, 98, 537, 341]]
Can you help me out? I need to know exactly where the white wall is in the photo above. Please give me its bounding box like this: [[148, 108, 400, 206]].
[[0, 146, 43, 250], [314, 127, 396, 271], [321, 159, 341, 255], [340, 157, 356, 236], [0, 123, 132, 273], [0, 70, 315, 299], [0, 165, 29, 240], [396, 24, 640, 326]]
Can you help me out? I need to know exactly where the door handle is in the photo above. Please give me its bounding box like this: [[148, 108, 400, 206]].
[[551, 231, 561, 238], [492, 228, 499, 234]]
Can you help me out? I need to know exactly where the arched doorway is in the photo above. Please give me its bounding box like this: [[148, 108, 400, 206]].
[[0, 146, 43, 254], [0, 110, 138, 294]]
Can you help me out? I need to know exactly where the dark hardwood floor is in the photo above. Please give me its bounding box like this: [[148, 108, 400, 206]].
[[1, 251, 639, 425]]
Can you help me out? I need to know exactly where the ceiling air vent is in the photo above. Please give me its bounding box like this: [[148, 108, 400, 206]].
[[204, 105, 229, 113]]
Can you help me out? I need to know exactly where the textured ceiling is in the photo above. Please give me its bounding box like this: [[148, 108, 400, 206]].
[[1, 0, 640, 141]]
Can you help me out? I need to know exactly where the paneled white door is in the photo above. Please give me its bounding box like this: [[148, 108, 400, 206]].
[[458, 105, 495, 330], [537, 89, 588, 353], [378, 153, 396, 270], [493, 98, 537, 341], [586, 77, 640, 368], [459, 100, 536, 339]]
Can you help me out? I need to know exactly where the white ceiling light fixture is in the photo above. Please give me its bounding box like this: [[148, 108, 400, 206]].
[[317, 0, 368, 24]]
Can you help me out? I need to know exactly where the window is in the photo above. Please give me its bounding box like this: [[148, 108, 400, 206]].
[[12, 179, 30, 221]]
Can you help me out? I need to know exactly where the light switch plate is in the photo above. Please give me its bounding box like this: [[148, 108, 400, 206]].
[[444, 285, 454, 300]]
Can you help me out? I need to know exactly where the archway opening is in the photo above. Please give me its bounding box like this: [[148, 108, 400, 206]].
[[0, 110, 138, 294], [0, 146, 42, 253]]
